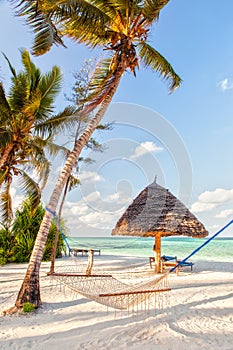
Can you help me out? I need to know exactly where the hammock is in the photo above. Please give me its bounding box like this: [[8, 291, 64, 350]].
[[49, 260, 170, 310]]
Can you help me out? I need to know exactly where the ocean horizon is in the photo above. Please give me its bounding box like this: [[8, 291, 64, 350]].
[[66, 236, 233, 263]]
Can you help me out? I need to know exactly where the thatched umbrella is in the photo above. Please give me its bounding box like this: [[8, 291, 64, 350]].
[[112, 178, 208, 272]]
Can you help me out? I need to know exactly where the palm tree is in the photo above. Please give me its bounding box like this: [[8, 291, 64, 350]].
[[10, 0, 182, 310], [0, 49, 76, 227]]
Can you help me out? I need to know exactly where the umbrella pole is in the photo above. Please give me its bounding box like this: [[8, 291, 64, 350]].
[[154, 234, 161, 273]]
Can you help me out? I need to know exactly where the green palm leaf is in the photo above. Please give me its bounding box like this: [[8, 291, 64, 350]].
[[31, 135, 69, 159], [30, 157, 51, 191], [0, 83, 12, 122], [0, 169, 9, 187], [142, 0, 170, 23], [22, 91, 43, 118], [32, 15, 65, 56], [36, 66, 62, 118], [56, 1, 113, 48], [8, 73, 29, 112], [0, 182, 13, 225], [34, 106, 78, 137], [18, 170, 41, 210], [20, 49, 41, 94], [137, 41, 182, 92], [13, 0, 65, 55], [106, 0, 140, 15], [13, 0, 110, 54], [2, 52, 17, 77]]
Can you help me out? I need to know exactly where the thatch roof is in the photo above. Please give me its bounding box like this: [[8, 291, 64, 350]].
[[112, 179, 208, 238]]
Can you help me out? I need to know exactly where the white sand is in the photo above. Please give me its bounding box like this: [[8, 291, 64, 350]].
[[0, 255, 233, 350]]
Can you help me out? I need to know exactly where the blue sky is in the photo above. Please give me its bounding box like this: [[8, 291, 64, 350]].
[[1, 1, 233, 237]]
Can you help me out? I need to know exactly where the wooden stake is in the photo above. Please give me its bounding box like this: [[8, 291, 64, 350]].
[[86, 250, 94, 276]]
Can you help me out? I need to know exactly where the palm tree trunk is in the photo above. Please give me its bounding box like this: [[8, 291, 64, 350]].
[[14, 68, 124, 309], [0, 144, 14, 169], [49, 176, 70, 274]]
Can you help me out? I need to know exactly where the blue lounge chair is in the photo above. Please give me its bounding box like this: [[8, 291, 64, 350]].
[[161, 255, 177, 261], [161, 255, 194, 272], [177, 260, 194, 271]]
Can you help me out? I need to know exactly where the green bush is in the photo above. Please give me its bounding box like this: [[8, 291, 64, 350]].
[[22, 302, 35, 313], [0, 248, 7, 265], [11, 231, 35, 263], [0, 201, 66, 265], [0, 229, 14, 265]]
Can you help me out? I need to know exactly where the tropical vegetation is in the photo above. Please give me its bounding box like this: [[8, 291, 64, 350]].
[[0, 49, 76, 227], [0, 200, 65, 266]]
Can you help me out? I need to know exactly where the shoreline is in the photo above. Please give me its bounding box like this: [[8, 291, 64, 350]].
[[1, 255, 233, 349]]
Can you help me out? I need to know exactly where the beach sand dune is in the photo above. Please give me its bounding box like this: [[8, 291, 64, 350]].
[[0, 256, 233, 350]]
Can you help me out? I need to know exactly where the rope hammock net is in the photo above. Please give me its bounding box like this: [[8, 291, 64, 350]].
[[49, 258, 170, 310]]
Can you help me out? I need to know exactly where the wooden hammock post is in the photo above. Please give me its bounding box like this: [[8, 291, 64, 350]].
[[86, 250, 94, 276], [154, 233, 161, 273]]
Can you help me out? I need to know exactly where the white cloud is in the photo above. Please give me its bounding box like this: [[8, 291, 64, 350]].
[[60, 181, 133, 233], [216, 209, 233, 219], [79, 210, 122, 230], [191, 188, 233, 213], [199, 188, 233, 204], [130, 141, 163, 160], [218, 78, 233, 91], [79, 171, 104, 183], [104, 192, 131, 204], [83, 191, 101, 203], [62, 201, 125, 234], [64, 201, 89, 216], [190, 202, 216, 213]]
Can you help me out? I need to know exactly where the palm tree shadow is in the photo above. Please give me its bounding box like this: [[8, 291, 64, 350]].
[[43, 298, 90, 310]]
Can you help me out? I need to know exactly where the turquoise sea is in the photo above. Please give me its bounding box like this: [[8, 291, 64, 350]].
[[66, 236, 233, 263]]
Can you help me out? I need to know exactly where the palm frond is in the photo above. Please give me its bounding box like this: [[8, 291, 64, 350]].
[[35, 65, 62, 119], [13, 0, 111, 54], [20, 49, 38, 80], [0, 169, 9, 187], [84, 57, 121, 113], [8, 73, 29, 112], [18, 170, 41, 210], [12, 0, 65, 55], [0, 83, 12, 123], [142, 0, 170, 23], [34, 105, 78, 137], [33, 136, 70, 159], [18, 142, 51, 190], [31, 157, 51, 190], [31, 14, 65, 56], [137, 41, 181, 92], [20, 49, 41, 93], [61, 15, 109, 48], [107, 0, 141, 19], [0, 182, 13, 225], [56, 1, 113, 47], [2, 52, 17, 77], [57, 0, 111, 22], [22, 91, 43, 118]]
